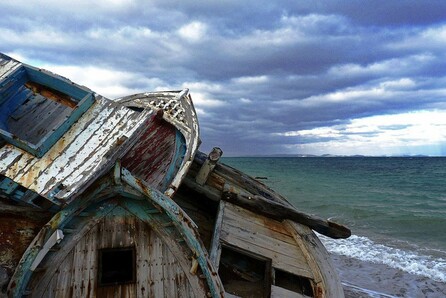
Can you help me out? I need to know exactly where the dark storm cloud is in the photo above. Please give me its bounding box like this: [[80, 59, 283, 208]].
[[2, 0, 446, 155]]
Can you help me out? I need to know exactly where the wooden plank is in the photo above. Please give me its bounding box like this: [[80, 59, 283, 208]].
[[30, 203, 118, 297], [271, 285, 309, 298], [285, 221, 345, 298], [223, 203, 297, 245], [176, 265, 193, 298], [119, 199, 210, 298], [71, 225, 95, 297], [136, 220, 151, 297], [0, 145, 23, 175], [163, 242, 177, 298], [0, 58, 20, 78], [220, 228, 313, 279], [222, 190, 351, 239], [222, 233, 313, 278], [4, 97, 137, 199], [24, 102, 134, 197], [221, 221, 306, 261], [23, 81, 78, 108], [151, 234, 165, 298], [84, 220, 98, 296], [121, 117, 176, 189], [220, 206, 314, 280], [56, 109, 144, 199], [183, 175, 222, 202], [42, 107, 134, 191], [0, 64, 95, 157], [9, 99, 110, 183], [16, 100, 71, 145], [209, 200, 225, 269], [3, 148, 36, 181], [50, 249, 74, 297], [121, 169, 224, 297]]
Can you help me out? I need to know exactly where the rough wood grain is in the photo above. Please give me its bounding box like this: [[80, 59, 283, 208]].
[[222, 190, 351, 239], [285, 221, 345, 298], [220, 202, 314, 279]]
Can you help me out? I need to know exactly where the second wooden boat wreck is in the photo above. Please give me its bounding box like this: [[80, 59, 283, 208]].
[[0, 53, 350, 297], [171, 148, 349, 298]]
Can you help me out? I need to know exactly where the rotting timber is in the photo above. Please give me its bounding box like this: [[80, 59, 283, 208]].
[[0, 53, 222, 297], [0, 52, 349, 298], [174, 149, 348, 297]]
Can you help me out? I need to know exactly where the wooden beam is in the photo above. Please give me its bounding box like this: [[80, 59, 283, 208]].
[[209, 201, 225, 269], [195, 147, 223, 185], [222, 185, 351, 239]]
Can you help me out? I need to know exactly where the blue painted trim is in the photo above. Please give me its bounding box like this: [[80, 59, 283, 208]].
[[120, 167, 223, 297], [8, 178, 114, 297], [0, 175, 42, 207], [0, 64, 95, 157], [9, 167, 223, 297], [159, 129, 187, 191], [0, 176, 19, 194]]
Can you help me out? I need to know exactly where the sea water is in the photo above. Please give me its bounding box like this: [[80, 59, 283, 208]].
[[222, 157, 446, 297]]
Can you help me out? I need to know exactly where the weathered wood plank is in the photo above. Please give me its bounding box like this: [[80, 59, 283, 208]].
[[119, 199, 212, 298], [222, 190, 351, 239], [221, 202, 313, 279], [220, 231, 313, 279], [57, 109, 146, 200], [3, 98, 145, 203], [71, 225, 95, 297], [183, 175, 222, 201], [46, 249, 74, 297], [122, 117, 176, 189], [152, 234, 165, 298], [176, 265, 193, 298], [223, 203, 297, 245], [120, 168, 224, 297], [42, 107, 134, 192], [209, 201, 225, 269], [136, 220, 151, 297], [9, 99, 111, 184], [30, 202, 118, 297], [221, 219, 305, 260], [8, 96, 72, 145], [163, 243, 177, 298], [0, 145, 23, 175], [222, 203, 309, 264], [220, 226, 313, 278], [0, 57, 20, 79], [271, 285, 309, 298], [285, 221, 345, 298]]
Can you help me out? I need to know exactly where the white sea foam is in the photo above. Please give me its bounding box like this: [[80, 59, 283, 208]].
[[318, 234, 446, 283]]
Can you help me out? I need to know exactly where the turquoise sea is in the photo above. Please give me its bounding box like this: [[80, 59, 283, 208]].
[[222, 157, 446, 297]]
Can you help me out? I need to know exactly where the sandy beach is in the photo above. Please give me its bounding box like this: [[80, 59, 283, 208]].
[[331, 254, 446, 298]]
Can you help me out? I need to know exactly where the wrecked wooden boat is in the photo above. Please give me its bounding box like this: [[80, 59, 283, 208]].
[[0, 52, 349, 298], [172, 148, 349, 298], [0, 53, 223, 297]]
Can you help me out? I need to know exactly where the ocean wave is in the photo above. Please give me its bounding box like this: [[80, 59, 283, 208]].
[[318, 234, 446, 283]]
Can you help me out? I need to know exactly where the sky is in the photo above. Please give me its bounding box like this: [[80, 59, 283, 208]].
[[2, 1, 446, 156]]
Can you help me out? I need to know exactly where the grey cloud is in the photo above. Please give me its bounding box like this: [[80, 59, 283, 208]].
[[2, 1, 446, 155]]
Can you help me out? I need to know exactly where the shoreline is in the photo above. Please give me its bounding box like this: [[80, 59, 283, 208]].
[[330, 253, 446, 297]]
